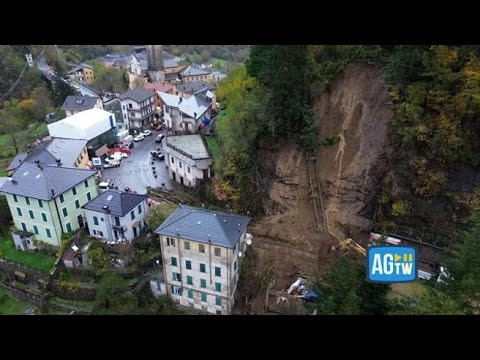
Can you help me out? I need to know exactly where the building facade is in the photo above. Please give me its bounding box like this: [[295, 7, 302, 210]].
[[61, 95, 103, 117], [68, 64, 95, 84], [164, 135, 211, 187], [118, 87, 156, 133], [0, 162, 98, 249], [155, 204, 252, 315], [83, 190, 149, 243]]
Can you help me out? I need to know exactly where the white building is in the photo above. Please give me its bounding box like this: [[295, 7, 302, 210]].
[[48, 108, 116, 141], [154, 204, 252, 315], [118, 87, 156, 133], [61, 95, 104, 117], [83, 190, 149, 243], [158, 92, 212, 134], [164, 135, 211, 187]]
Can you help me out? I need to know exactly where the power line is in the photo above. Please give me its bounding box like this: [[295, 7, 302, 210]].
[[0, 62, 28, 103]]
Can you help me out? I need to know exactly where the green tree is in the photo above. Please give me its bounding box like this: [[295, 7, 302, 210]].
[[0, 196, 13, 235], [91, 60, 128, 95], [0, 99, 28, 154], [389, 287, 462, 315], [314, 255, 391, 315], [145, 203, 177, 231], [88, 242, 111, 276], [51, 78, 76, 107], [30, 83, 53, 119]]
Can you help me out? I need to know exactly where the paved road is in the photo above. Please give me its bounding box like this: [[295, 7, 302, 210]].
[[101, 131, 172, 195]]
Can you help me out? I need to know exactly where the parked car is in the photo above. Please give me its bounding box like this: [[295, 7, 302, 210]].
[[99, 180, 114, 192], [142, 129, 152, 136], [112, 152, 128, 159], [105, 154, 122, 163], [155, 134, 165, 143], [134, 134, 145, 142], [103, 160, 121, 169], [150, 150, 165, 161]]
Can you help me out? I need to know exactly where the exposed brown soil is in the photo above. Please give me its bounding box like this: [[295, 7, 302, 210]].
[[246, 64, 393, 312]]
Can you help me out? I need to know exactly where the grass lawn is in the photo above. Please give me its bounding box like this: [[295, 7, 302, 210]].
[[212, 57, 228, 68], [0, 166, 7, 177], [205, 136, 220, 160], [0, 286, 27, 315], [0, 122, 48, 159], [0, 234, 56, 272]]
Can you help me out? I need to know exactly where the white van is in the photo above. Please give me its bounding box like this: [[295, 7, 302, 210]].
[[123, 135, 134, 149]]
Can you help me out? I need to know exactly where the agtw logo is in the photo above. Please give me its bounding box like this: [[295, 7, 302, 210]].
[[367, 246, 417, 283]]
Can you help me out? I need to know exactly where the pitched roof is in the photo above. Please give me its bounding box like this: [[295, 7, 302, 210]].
[[155, 204, 251, 248], [158, 92, 211, 119], [176, 80, 215, 95], [180, 66, 210, 77], [164, 58, 179, 68], [165, 72, 179, 81], [144, 82, 173, 93], [46, 138, 88, 166], [0, 162, 97, 201], [68, 63, 93, 74], [61, 95, 99, 112], [118, 87, 155, 103], [82, 190, 147, 217], [7, 153, 29, 171]]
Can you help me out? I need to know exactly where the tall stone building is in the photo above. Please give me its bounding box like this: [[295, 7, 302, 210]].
[[146, 45, 165, 82]]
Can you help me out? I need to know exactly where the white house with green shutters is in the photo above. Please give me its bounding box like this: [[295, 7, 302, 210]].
[[0, 161, 98, 250]]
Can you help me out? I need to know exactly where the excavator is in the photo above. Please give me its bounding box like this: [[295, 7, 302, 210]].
[[334, 238, 366, 257]]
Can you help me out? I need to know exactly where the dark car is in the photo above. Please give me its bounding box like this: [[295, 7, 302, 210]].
[[155, 134, 165, 143], [150, 150, 165, 161]]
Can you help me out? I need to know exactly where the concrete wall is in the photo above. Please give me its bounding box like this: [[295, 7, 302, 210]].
[[159, 231, 247, 314], [166, 153, 211, 187], [5, 175, 98, 247], [85, 199, 148, 243]]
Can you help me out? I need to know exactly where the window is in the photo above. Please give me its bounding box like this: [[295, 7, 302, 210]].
[[42, 213, 47, 222], [187, 276, 193, 285], [123, 105, 125, 110], [137, 204, 142, 214], [188, 289, 193, 299], [184, 241, 190, 250], [179, 161, 182, 169], [21, 223, 27, 231], [16, 208, 22, 217], [214, 247, 221, 257], [171, 286, 182, 295], [115, 217, 120, 226], [201, 293, 207, 302], [87, 192, 91, 201], [215, 267, 221, 277], [72, 186, 77, 195], [75, 199, 80, 209], [171, 257, 177, 266], [101, 217, 104, 222], [29, 210, 34, 219], [84, 180, 89, 188], [200, 279, 207, 288], [93, 216, 99, 225], [13, 194, 18, 202], [38, 199, 43, 208], [93, 230, 104, 237], [186, 260, 192, 270], [129, 103, 132, 109], [199, 244, 205, 253], [215, 296, 222, 306], [25, 197, 30, 205], [130, 210, 135, 220], [46, 228, 52, 238], [234, 260, 237, 271], [172, 272, 181, 282], [171, 157, 174, 164], [62, 208, 68, 217], [166, 237, 176, 247], [187, 166, 191, 173], [59, 194, 65, 203], [66, 223, 72, 233], [33, 225, 39, 235], [200, 263, 206, 273], [215, 282, 221, 292]]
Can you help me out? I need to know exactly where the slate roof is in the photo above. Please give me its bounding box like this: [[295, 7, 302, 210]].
[[7, 153, 29, 171], [165, 72, 179, 81], [46, 138, 87, 166], [164, 58, 179, 68], [166, 135, 210, 160], [176, 81, 215, 95], [180, 66, 210, 77], [82, 190, 147, 217], [158, 92, 211, 119], [61, 95, 99, 112], [118, 87, 155, 103], [0, 162, 97, 201], [155, 204, 251, 248]]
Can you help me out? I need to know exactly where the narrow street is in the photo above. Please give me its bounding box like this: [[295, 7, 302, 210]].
[[101, 131, 172, 194]]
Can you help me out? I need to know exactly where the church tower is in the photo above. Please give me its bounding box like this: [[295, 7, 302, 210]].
[[146, 45, 165, 82]]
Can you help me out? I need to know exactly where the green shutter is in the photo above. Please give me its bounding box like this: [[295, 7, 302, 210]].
[[46, 228, 52, 238], [25, 197, 30, 205], [200, 279, 206, 288], [93, 216, 98, 225], [130, 210, 135, 220], [187, 276, 193, 285], [13, 194, 18, 202], [16, 208, 22, 216], [72, 186, 77, 195], [216, 296, 222, 306], [33, 225, 39, 235], [66, 223, 72, 232], [29, 210, 34, 219], [62, 208, 68, 217], [42, 213, 47, 222], [188, 289, 193, 299], [87, 192, 91, 201], [137, 204, 142, 214], [59, 194, 64, 203], [201, 293, 207, 302], [215, 283, 221, 292], [215, 267, 221, 277], [75, 199, 80, 209], [38, 200, 43, 208], [186, 260, 192, 270], [171, 257, 177, 266]]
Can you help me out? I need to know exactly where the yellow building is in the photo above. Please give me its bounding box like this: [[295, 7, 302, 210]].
[[68, 64, 95, 84]]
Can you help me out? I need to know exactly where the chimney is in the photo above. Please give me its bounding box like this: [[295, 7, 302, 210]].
[[194, 112, 197, 118], [179, 97, 183, 103], [56, 159, 61, 166], [102, 205, 110, 213], [51, 189, 55, 196], [124, 187, 130, 192]]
